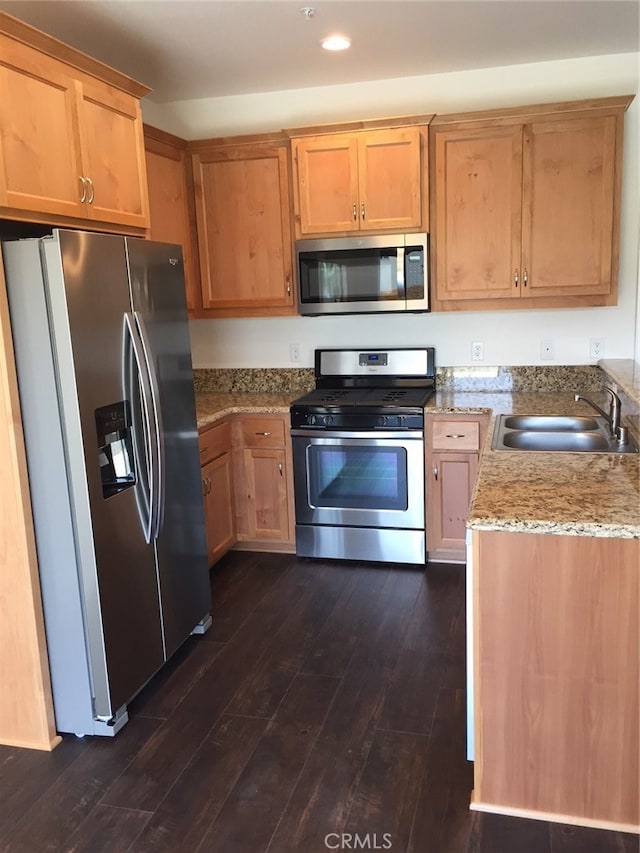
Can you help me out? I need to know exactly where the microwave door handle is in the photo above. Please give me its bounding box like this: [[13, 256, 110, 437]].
[[397, 247, 406, 300]]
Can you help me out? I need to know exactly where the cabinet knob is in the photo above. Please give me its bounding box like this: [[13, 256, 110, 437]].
[[79, 176, 87, 203], [278, 463, 283, 477], [514, 268, 519, 287], [523, 268, 528, 286], [352, 202, 357, 221], [286, 278, 291, 294], [433, 466, 439, 481], [361, 202, 366, 220]]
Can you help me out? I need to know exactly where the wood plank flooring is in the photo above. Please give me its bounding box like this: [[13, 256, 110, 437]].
[[0, 551, 637, 852]]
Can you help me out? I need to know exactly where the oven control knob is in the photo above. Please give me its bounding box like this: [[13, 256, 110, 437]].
[[308, 415, 316, 425], [323, 415, 334, 426], [377, 416, 387, 427]]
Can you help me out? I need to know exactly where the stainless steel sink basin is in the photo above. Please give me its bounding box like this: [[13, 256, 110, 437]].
[[492, 413, 639, 454], [502, 415, 600, 432], [501, 431, 610, 452]]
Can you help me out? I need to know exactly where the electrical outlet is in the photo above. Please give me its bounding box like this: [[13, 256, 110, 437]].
[[289, 343, 300, 363], [471, 341, 484, 361], [590, 337, 604, 360], [541, 339, 554, 360]]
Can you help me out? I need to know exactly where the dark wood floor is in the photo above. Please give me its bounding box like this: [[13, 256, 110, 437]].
[[1, 552, 637, 853]]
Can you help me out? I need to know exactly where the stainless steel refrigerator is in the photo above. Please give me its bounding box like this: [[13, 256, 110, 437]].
[[2, 230, 211, 737]]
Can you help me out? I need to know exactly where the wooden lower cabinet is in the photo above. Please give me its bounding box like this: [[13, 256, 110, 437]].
[[198, 421, 235, 567], [232, 414, 295, 552], [470, 529, 639, 832], [426, 414, 488, 561]]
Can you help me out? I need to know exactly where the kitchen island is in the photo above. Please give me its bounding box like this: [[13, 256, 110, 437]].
[[461, 367, 639, 835]]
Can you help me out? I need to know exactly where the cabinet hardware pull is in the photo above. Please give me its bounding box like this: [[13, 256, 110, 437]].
[[361, 202, 365, 220], [286, 279, 291, 294], [199, 447, 207, 454], [514, 269, 519, 287], [352, 202, 357, 221], [202, 478, 207, 495], [256, 431, 272, 436], [278, 463, 283, 477], [207, 476, 212, 495], [523, 268, 528, 286], [445, 433, 466, 439], [79, 176, 87, 203], [433, 466, 438, 481], [86, 177, 95, 204]]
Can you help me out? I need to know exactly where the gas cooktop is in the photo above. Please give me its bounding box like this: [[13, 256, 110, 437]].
[[290, 347, 436, 430]]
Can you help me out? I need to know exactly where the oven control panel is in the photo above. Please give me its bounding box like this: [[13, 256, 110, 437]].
[[290, 409, 424, 430], [358, 352, 388, 367]]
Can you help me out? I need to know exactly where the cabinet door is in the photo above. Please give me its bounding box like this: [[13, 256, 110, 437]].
[[433, 124, 523, 302], [202, 453, 235, 567], [242, 447, 290, 542], [0, 34, 84, 218], [428, 452, 478, 557], [75, 77, 149, 228], [522, 116, 617, 299], [358, 128, 422, 231], [144, 131, 199, 314], [293, 134, 360, 234], [193, 144, 295, 313]]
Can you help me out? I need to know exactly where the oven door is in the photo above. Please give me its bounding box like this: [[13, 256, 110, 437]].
[[291, 429, 424, 530]]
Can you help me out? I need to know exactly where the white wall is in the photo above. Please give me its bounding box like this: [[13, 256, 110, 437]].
[[143, 53, 640, 369]]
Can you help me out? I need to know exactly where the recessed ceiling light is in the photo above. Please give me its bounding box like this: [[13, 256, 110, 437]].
[[321, 35, 351, 51]]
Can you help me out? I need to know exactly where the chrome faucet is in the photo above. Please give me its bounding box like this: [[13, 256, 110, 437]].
[[574, 386, 627, 443]]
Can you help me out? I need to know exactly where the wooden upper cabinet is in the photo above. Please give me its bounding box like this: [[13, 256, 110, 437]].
[[522, 116, 617, 299], [144, 125, 199, 314], [291, 123, 428, 237], [293, 133, 359, 234], [432, 124, 523, 302], [0, 12, 150, 232], [191, 139, 295, 317], [75, 78, 149, 229], [431, 96, 632, 311], [0, 33, 85, 219]]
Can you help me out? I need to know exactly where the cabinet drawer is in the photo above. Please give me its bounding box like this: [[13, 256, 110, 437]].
[[240, 417, 286, 448], [198, 420, 231, 466], [432, 420, 480, 451]]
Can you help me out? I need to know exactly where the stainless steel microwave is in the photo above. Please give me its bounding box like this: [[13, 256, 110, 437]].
[[296, 233, 429, 316]]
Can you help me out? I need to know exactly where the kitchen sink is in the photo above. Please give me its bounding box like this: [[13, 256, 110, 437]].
[[492, 414, 639, 454], [502, 415, 600, 432]]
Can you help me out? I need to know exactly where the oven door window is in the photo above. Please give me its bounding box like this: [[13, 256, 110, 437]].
[[307, 444, 408, 511]]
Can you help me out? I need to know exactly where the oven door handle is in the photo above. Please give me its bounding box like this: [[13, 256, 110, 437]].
[[290, 428, 423, 440]]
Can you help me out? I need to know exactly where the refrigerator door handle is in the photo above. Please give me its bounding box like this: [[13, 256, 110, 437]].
[[123, 312, 157, 544], [133, 310, 166, 539]]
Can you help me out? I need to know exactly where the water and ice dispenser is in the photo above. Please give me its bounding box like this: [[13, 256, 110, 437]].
[[95, 401, 136, 498]]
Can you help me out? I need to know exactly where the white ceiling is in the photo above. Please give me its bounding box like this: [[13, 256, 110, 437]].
[[0, 0, 638, 103]]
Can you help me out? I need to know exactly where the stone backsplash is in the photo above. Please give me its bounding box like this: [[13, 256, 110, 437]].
[[435, 364, 605, 392], [193, 368, 315, 394], [193, 364, 606, 394]]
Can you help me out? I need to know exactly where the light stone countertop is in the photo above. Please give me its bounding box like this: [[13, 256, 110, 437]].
[[195, 387, 640, 540]]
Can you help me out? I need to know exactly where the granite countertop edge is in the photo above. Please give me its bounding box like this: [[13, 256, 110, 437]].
[[195, 388, 640, 540]]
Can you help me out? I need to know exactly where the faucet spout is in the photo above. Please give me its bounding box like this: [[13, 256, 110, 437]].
[[574, 386, 622, 439]]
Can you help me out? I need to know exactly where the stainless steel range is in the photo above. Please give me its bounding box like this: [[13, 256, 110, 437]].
[[290, 347, 435, 564]]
